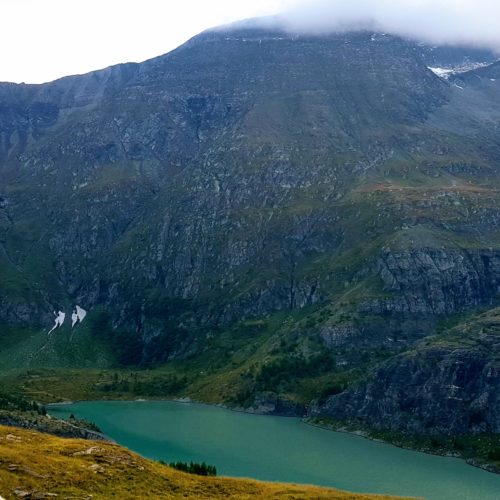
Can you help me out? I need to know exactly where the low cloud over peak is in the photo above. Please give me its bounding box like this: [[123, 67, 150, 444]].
[[265, 0, 500, 52]]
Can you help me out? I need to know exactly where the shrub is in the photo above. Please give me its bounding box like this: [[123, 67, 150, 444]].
[[169, 461, 217, 476]]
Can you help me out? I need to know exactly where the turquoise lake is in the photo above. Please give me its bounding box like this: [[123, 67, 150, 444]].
[[49, 400, 500, 500]]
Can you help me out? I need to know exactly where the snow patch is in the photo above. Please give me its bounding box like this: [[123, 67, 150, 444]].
[[429, 61, 494, 80], [428, 67, 454, 79], [71, 305, 87, 327], [48, 311, 65, 334], [47, 305, 87, 332]]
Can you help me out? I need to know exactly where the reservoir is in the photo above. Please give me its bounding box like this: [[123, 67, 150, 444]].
[[49, 400, 500, 500]]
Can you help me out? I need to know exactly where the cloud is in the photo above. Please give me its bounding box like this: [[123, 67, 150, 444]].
[[269, 0, 500, 51]]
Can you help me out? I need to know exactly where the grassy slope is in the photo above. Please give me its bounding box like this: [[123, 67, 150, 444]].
[[0, 425, 408, 500], [0, 320, 364, 409], [0, 321, 115, 371]]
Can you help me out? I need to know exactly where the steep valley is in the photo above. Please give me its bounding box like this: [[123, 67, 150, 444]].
[[0, 20, 500, 471]]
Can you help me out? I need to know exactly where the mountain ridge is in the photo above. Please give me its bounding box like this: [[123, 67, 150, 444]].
[[1, 21, 500, 447]]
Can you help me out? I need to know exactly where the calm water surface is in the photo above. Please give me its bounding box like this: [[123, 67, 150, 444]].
[[49, 401, 500, 500]]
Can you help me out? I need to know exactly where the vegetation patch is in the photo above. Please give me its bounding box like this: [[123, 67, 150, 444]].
[[168, 460, 217, 476]]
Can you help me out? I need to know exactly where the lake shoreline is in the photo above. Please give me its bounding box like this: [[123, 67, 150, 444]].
[[301, 418, 500, 476], [46, 399, 500, 500], [172, 398, 500, 476], [47, 396, 499, 476]]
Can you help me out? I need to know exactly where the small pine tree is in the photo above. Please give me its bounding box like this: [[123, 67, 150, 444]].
[[169, 460, 217, 476]]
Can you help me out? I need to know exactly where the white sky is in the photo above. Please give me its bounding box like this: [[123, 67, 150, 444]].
[[2, 1, 500, 84], [1, 0, 288, 84]]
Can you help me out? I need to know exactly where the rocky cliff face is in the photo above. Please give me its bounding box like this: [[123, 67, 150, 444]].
[[365, 248, 500, 316], [314, 309, 500, 435], [1, 22, 500, 436], [0, 29, 452, 326]]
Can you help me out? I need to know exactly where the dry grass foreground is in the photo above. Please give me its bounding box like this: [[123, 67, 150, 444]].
[[0, 425, 415, 500]]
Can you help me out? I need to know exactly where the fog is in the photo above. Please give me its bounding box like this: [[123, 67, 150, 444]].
[[273, 0, 500, 51]]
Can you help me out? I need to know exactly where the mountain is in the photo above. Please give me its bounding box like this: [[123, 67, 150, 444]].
[[1, 21, 500, 444]]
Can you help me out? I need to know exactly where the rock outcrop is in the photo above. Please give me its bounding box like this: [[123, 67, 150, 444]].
[[314, 310, 500, 434]]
